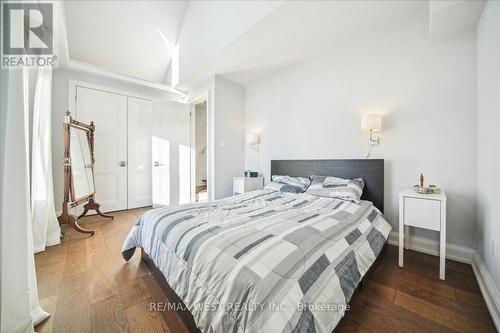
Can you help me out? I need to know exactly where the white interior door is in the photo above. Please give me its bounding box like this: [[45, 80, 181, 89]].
[[128, 97, 152, 209], [152, 135, 170, 208], [76, 86, 127, 212]]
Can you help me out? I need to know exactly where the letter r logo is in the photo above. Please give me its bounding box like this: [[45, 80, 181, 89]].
[[2, 2, 53, 55]]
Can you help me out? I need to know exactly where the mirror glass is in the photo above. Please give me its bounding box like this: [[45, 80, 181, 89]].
[[70, 126, 95, 200]]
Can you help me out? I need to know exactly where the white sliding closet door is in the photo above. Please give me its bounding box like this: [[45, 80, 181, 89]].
[[127, 97, 152, 209], [76, 86, 128, 212]]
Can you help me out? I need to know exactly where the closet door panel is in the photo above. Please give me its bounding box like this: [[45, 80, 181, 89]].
[[127, 97, 153, 209], [76, 86, 128, 212]]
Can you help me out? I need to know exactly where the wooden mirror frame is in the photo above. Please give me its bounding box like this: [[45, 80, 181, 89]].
[[57, 111, 113, 236]]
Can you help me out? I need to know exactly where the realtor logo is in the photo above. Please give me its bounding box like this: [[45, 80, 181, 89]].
[[1, 1, 55, 67]]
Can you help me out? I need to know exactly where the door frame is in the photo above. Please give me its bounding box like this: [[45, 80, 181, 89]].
[[187, 90, 214, 202]]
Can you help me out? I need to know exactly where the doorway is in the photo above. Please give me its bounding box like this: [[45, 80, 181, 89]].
[[191, 100, 208, 203]]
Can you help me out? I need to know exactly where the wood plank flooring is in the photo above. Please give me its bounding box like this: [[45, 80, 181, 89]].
[[35, 208, 497, 333]]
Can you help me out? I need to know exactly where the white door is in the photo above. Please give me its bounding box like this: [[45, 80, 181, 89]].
[[76, 86, 128, 212], [152, 135, 170, 207], [128, 97, 152, 209]]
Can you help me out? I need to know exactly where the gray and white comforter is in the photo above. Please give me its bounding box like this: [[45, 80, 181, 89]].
[[122, 189, 391, 333]]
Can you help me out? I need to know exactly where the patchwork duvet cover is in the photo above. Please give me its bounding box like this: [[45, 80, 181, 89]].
[[122, 189, 391, 333]]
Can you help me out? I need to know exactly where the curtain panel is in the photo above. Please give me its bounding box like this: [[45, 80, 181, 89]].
[[31, 66, 61, 252], [0, 68, 50, 332]]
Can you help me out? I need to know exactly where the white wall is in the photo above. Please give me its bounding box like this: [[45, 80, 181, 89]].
[[152, 100, 191, 206], [51, 69, 190, 210], [476, 1, 500, 290], [213, 77, 245, 199], [190, 76, 245, 200], [244, 13, 477, 248]]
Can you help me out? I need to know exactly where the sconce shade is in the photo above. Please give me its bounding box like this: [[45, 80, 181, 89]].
[[246, 133, 259, 144], [361, 114, 382, 132]]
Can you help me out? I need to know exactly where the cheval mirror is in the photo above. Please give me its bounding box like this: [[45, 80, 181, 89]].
[[57, 111, 113, 235]]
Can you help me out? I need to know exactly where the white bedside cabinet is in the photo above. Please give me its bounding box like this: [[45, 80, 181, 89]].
[[233, 177, 264, 195], [398, 188, 447, 280]]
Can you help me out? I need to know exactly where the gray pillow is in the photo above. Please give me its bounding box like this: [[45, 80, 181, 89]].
[[306, 175, 365, 203], [264, 181, 305, 194], [271, 175, 311, 192]]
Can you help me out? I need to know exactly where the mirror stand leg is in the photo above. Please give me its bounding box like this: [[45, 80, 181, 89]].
[[71, 218, 95, 236], [94, 201, 114, 220], [77, 204, 90, 220], [78, 198, 114, 220], [58, 203, 95, 236]]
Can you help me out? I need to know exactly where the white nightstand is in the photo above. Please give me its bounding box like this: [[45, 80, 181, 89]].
[[398, 188, 447, 280], [233, 177, 264, 195]]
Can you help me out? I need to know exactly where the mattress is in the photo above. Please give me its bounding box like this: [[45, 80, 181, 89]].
[[122, 189, 392, 333]]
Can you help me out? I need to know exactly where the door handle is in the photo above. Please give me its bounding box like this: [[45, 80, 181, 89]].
[[154, 161, 165, 167], [120, 161, 126, 167]]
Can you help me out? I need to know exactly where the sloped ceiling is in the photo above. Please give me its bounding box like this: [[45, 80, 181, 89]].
[[64, 1, 187, 84], [181, 0, 427, 87], [208, 0, 485, 86], [62, 0, 486, 91], [429, 0, 486, 40]]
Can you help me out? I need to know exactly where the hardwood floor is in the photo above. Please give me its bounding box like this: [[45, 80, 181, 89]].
[[35, 208, 496, 333]]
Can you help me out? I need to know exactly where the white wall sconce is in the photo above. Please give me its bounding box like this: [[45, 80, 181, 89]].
[[246, 133, 260, 151], [361, 114, 382, 145]]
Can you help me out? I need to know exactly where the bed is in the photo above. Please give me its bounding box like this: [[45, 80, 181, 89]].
[[122, 159, 391, 333]]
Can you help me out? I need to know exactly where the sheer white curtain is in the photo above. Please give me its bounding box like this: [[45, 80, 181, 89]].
[[31, 66, 61, 252], [0, 68, 49, 332]]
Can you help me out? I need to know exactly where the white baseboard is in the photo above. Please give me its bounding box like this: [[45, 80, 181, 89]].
[[471, 252, 500, 332], [387, 230, 474, 264]]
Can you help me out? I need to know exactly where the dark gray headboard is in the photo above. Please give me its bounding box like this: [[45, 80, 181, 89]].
[[270, 159, 384, 212]]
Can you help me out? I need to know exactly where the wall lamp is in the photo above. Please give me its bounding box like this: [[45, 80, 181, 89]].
[[246, 133, 260, 151], [361, 114, 382, 145]]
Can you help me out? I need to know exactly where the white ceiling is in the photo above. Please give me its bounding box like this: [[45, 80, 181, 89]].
[[62, 0, 484, 91], [64, 1, 187, 84], [430, 0, 486, 41], [192, 1, 427, 86]]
